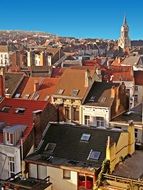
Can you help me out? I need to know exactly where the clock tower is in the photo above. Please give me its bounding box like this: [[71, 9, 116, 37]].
[[118, 16, 131, 49]]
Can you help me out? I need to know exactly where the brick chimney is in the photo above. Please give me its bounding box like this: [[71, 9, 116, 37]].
[[111, 85, 116, 98], [0, 68, 5, 97], [85, 69, 91, 87], [34, 81, 39, 92]]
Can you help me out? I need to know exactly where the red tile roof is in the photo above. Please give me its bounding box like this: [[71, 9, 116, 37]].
[[110, 66, 134, 82], [134, 71, 143, 85], [54, 68, 92, 99], [20, 77, 59, 101], [51, 67, 65, 77], [0, 98, 48, 142]]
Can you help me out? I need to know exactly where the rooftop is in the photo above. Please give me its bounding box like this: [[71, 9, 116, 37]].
[[25, 122, 124, 172], [113, 150, 143, 180]]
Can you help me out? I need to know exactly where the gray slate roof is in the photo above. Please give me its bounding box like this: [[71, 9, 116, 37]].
[[26, 123, 122, 171], [83, 81, 119, 107]]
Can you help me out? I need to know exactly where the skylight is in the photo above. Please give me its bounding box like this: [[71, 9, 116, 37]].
[[72, 89, 79, 97], [15, 108, 26, 114], [87, 150, 101, 161], [45, 143, 56, 153], [1, 106, 11, 113], [100, 97, 106, 103], [57, 89, 64, 95], [81, 133, 91, 142], [15, 93, 20, 98], [89, 96, 95, 102]]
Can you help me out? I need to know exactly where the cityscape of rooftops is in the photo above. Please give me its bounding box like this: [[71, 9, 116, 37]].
[[0, 0, 143, 190]]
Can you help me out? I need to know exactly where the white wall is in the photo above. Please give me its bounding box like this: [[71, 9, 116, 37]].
[[0, 53, 9, 66], [29, 164, 78, 190], [0, 145, 21, 180], [47, 166, 77, 190], [80, 105, 110, 127]]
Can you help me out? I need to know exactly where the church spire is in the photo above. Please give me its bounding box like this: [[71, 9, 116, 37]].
[[123, 16, 127, 26], [118, 16, 131, 49]]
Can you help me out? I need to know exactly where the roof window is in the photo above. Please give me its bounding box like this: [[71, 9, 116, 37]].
[[80, 133, 91, 142]]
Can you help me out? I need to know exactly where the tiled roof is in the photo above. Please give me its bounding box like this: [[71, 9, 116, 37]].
[[26, 123, 122, 170], [54, 68, 91, 99], [0, 45, 8, 52], [121, 55, 140, 66], [110, 66, 134, 81], [134, 71, 143, 85], [20, 77, 59, 101], [5, 72, 25, 95], [83, 81, 119, 107], [38, 77, 60, 101], [0, 98, 48, 142], [46, 46, 60, 56], [14, 76, 29, 96], [51, 67, 65, 77]]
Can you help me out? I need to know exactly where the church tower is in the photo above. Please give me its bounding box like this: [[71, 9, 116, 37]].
[[118, 16, 131, 49]]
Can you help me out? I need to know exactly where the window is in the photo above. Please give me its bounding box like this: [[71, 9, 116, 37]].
[[24, 94, 30, 99], [87, 150, 101, 161], [84, 115, 90, 125], [6, 133, 14, 145], [78, 174, 93, 190], [34, 93, 39, 100], [135, 86, 138, 91], [65, 107, 70, 120], [100, 97, 106, 103], [71, 89, 79, 97], [57, 89, 64, 95], [134, 95, 138, 103], [72, 107, 79, 121], [81, 133, 91, 142], [15, 108, 25, 114], [63, 169, 71, 179], [135, 129, 138, 138], [89, 96, 95, 102], [44, 143, 56, 153], [96, 117, 104, 127], [1, 106, 11, 113], [9, 157, 15, 177], [14, 93, 21, 98]]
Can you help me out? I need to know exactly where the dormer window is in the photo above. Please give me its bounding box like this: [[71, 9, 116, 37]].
[[24, 94, 30, 99], [15, 108, 25, 114], [57, 89, 64, 95], [72, 89, 79, 97], [1, 106, 11, 113]]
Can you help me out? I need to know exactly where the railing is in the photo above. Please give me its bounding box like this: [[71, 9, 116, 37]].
[[103, 173, 143, 187]]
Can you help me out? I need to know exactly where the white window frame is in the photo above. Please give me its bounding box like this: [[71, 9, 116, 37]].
[[8, 156, 15, 177], [96, 117, 104, 127]]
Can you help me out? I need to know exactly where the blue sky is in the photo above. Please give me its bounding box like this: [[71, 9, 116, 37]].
[[0, 0, 143, 40]]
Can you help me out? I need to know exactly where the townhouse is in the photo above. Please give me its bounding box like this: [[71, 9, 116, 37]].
[[0, 97, 57, 180], [80, 81, 128, 127], [134, 71, 143, 105], [22, 122, 135, 190], [52, 68, 96, 123]]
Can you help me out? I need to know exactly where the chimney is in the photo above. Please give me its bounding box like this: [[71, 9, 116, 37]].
[[34, 81, 39, 92], [0, 68, 5, 97], [0, 75, 4, 97], [85, 69, 90, 87], [111, 85, 116, 98]]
